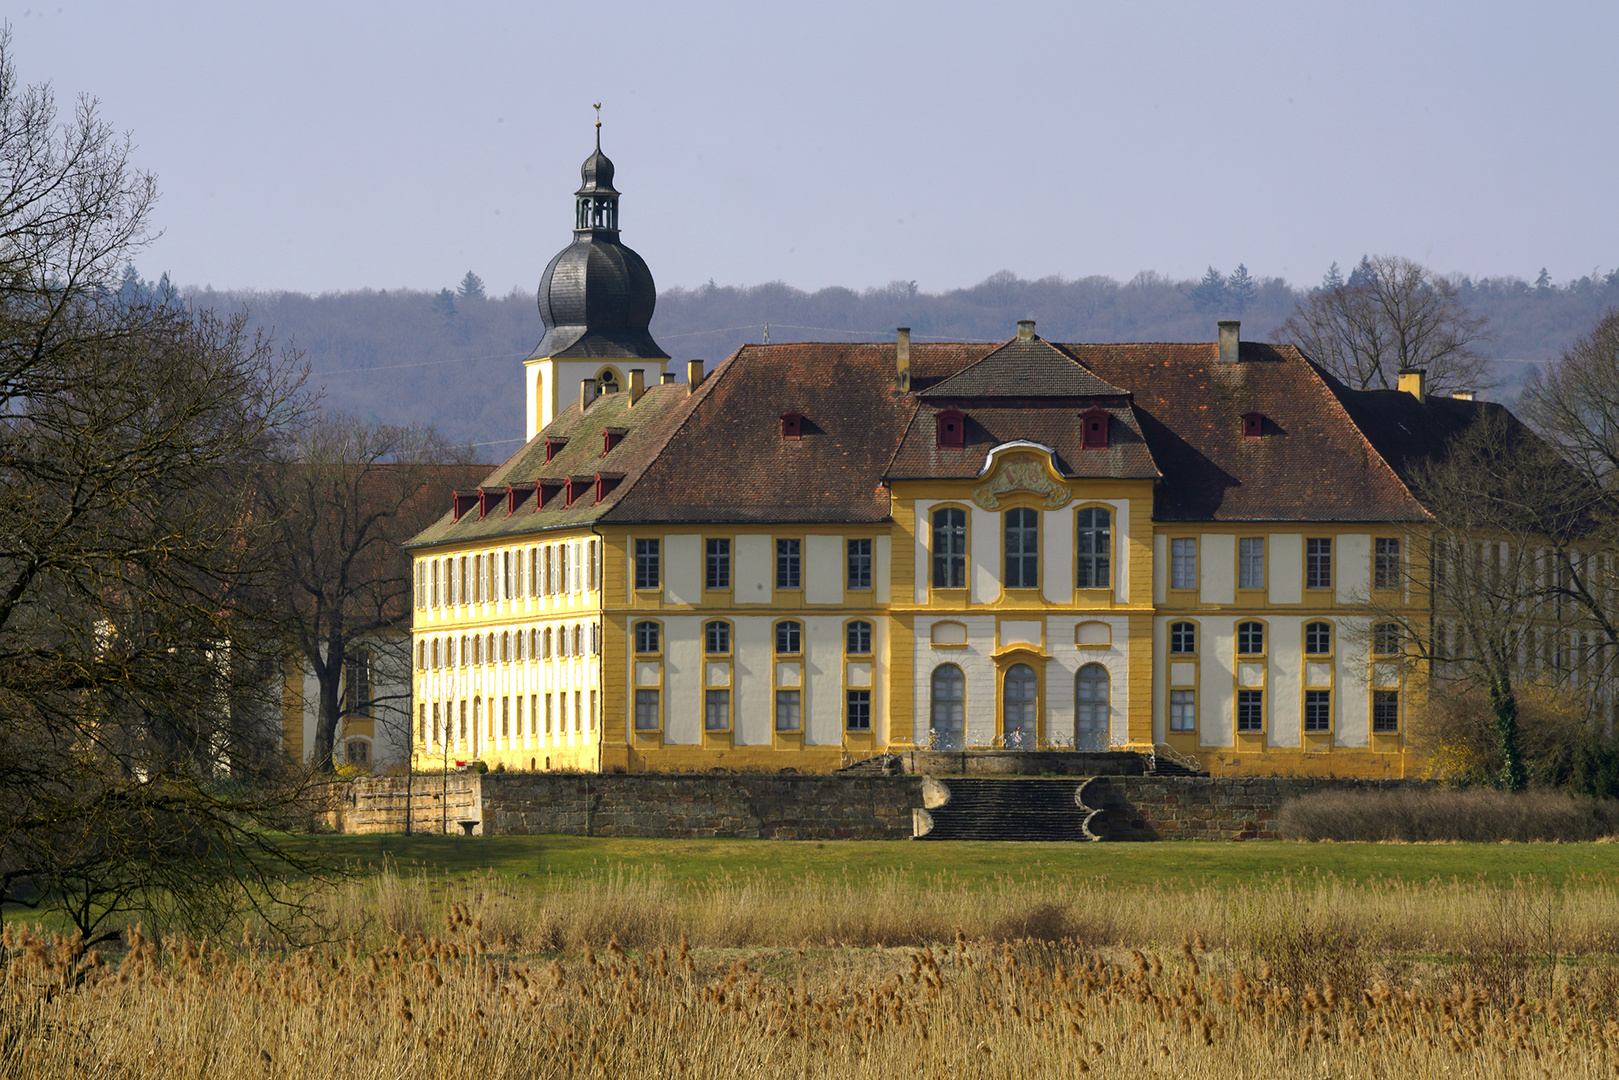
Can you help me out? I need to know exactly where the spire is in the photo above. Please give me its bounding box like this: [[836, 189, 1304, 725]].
[[576, 104, 619, 233]]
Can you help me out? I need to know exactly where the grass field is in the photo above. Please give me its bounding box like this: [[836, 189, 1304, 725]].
[[305, 831, 1619, 890]]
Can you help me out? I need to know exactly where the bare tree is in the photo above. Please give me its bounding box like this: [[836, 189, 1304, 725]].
[[1273, 255, 1493, 395], [1519, 308, 1619, 482], [261, 411, 479, 775]]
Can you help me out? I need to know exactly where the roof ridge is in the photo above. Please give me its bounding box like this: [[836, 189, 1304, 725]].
[[598, 348, 737, 520]]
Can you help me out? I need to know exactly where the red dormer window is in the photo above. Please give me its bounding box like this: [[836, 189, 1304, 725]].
[[1080, 409, 1109, 449], [1242, 412, 1264, 439], [563, 479, 579, 508], [936, 408, 966, 449], [544, 436, 567, 462], [506, 485, 519, 516], [602, 428, 625, 455], [595, 473, 622, 503], [451, 490, 478, 522], [477, 489, 492, 520], [537, 480, 563, 510], [780, 412, 803, 440]]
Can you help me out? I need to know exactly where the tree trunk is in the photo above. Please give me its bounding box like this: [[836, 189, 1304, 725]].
[[1488, 673, 1527, 792], [311, 638, 346, 773]]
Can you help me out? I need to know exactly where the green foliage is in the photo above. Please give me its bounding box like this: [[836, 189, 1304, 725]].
[[431, 287, 456, 321]]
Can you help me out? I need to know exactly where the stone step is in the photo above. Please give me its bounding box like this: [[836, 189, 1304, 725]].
[[916, 778, 1097, 842]]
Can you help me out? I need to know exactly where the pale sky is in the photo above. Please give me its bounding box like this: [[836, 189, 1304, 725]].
[[8, 1, 1617, 296]]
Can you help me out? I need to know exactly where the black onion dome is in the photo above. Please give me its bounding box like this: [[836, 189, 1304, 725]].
[[527, 137, 668, 361]]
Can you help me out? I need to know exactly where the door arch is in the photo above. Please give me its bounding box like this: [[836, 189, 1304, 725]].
[[1003, 663, 1037, 748], [929, 664, 965, 750], [1075, 662, 1110, 750]]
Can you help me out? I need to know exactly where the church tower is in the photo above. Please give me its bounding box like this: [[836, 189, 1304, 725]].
[[524, 123, 670, 438]]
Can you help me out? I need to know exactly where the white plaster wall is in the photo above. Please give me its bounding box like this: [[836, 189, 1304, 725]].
[[804, 616, 842, 745], [873, 614, 890, 741], [1270, 534, 1303, 604], [1266, 616, 1302, 748], [1200, 534, 1236, 606], [1111, 499, 1131, 603], [1042, 508, 1074, 602], [874, 536, 892, 605], [662, 615, 702, 744], [912, 615, 996, 746], [733, 617, 773, 744], [1201, 623, 1234, 747], [971, 505, 1001, 604], [1152, 533, 1168, 604], [1150, 618, 1167, 743], [1337, 534, 1372, 604], [663, 534, 701, 605], [806, 535, 844, 605], [1336, 617, 1371, 746], [734, 535, 773, 604], [913, 499, 936, 603]]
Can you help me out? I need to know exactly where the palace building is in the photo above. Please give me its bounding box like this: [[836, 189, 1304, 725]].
[[404, 135, 1501, 779]]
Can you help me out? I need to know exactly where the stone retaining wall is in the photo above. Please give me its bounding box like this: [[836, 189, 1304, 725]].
[[1080, 776, 1431, 841]]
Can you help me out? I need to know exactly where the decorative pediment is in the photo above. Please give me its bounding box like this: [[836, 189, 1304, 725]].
[[971, 452, 1072, 510]]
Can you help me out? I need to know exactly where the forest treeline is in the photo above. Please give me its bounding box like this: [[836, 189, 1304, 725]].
[[178, 263, 1619, 449]]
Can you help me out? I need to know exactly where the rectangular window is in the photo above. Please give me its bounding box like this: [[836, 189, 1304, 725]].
[[847, 689, 872, 731], [776, 538, 801, 589], [1372, 689, 1400, 733], [635, 621, 660, 653], [1075, 506, 1111, 589], [418, 703, 426, 744], [775, 621, 802, 654], [635, 689, 660, 731], [545, 693, 553, 735], [1306, 538, 1332, 589], [458, 556, 467, 605], [705, 689, 731, 731], [1374, 538, 1401, 589], [432, 702, 441, 746], [501, 696, 510, 739], [459, 699, 467, 742], [1304, 689, 1331, 733], [706, 621, 731, 654], [575, 691, 583, 732], [503, 550, 512, 599], [706, 538, 731, 589], [587, 540, 597, 592], [932, 508, 967, 589], [1169, 622, 1196, 654], [530, 548, 539, 597], [1169, 689, 1195, 732], [343, 650, 372, 716], [846, 620, 872, 655], [1170, 538, 1196, 590], [635, 538, 660, 589], [847, 538, 872, 590], [775, 689, 801, 732], [1236, 689, 1263, 732], [1239, 537, 1265, 589], [1004, 508, 1039, 588]]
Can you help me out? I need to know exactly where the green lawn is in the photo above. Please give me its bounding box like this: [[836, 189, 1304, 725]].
[[302, 833, 1619, 891]]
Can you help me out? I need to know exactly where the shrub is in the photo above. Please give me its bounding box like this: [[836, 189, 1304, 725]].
[[1277, 786, 1619, 842]]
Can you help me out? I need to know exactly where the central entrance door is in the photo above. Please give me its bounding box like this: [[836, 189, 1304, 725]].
[[1074, 662, 1110, 750], [929, 663, 965, 750], [1002, 663, 1036, 748]]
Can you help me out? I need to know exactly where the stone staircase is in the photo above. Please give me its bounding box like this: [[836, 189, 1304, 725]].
[[913, 777, 1100, 842]]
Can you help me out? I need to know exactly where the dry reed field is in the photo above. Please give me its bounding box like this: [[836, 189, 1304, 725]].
[[8, 865, 1619, 1078]]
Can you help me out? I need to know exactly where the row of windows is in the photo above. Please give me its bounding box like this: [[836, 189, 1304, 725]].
[[630, 687, 875, 734], [1168, 687, 1401, 735], [1165, 620, 1403, 657], [926, 662, 1112, 751], [418, 622, 600, 669], [418, 690, 596, 746], [929, 506, 1113, 590], [633, 619, 874, 657], [416, 541, 600, 609], [634, 538, 877, 591], [1166, 536, 1404, 592]]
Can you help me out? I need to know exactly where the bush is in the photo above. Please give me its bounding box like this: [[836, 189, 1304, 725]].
[[1277, 787, 1619, 842]]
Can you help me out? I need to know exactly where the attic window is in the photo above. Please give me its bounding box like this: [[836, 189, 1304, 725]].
[[544, 436, 567, 463], [537, 480, 563, 510], [1080, 408, 1109, 449], [563, 479, 580, 508], [936, 408, 966, 449], [780, 412, 803, 440], [602, 427, 626, 454], [1242, 412, 1264, 440], [506, 484, 520, 516], [595, 473, 623, 503], [451, 490, 478, 523], [477, 489, 492, 520]]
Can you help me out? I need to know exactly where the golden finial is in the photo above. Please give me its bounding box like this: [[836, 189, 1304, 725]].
[[592, 103, 602, 148]]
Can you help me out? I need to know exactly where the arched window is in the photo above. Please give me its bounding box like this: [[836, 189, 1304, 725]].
[[418, 641, 426, 670], [1169, 621, 1196, 654], [705, 620, 731, 655], [930, 664, 965, 750], [1076, 506, 1111, 588], [502, 631, 510, 662], [1237, 621, 1265, 655], [1003, 663, 1036, 747], [846, 620, 873, 655], [543, 626, 553, 659], [596, 367, 620, 394], [474, 635, 483, 665], [572, 624, 583, 655], [775, 620, 802, 655], [932, 507, 967, 589], [1305, 622, 1332, 655], [1005, 508, 1038, 588], [635, 621, 660, 654], [1075, 663, 1110, 751]]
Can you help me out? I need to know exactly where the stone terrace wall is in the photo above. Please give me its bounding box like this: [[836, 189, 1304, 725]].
[[1081, 776, 1432, 841], [339, 773, 924, 840]]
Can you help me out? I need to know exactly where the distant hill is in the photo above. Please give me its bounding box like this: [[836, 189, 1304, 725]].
[[181, 268, 1617, 449]]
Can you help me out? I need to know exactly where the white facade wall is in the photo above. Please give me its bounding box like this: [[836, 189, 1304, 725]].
[[805, 535, 843, 605], [734, 535, 773, 604], [663, 534, 701, 604]]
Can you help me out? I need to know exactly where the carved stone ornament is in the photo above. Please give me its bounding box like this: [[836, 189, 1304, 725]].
[[971, 454, 1073, 510]]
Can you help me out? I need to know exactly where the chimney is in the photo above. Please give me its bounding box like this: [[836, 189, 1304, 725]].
[[895, 327, 911, 392], [1399, 368, 1427, 404], [627, 368, 645, 406], [1217, 320, 1240, 364], [1451, 389, 1474, 401], [580, 378, 598, 410], [686, 359, 705, 395], [1017, 319, 1035, 341], [660, 372, 676, 385]]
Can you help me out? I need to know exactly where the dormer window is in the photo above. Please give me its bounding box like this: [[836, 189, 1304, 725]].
[[451, 491, 478, 522], [544, 436, 567, 463], [595, 473, 622, 503], [1080, 409, 1109, 449], [780, 412, 803, 440], [1242, 412, 1264, 439], [602, 427, 626, 454], [477, 489, 492, 520], [506, 484, 521, 516], [537, 480, 563, 510], [936, 408, 966, 449], [563, 479, 579, 508]]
